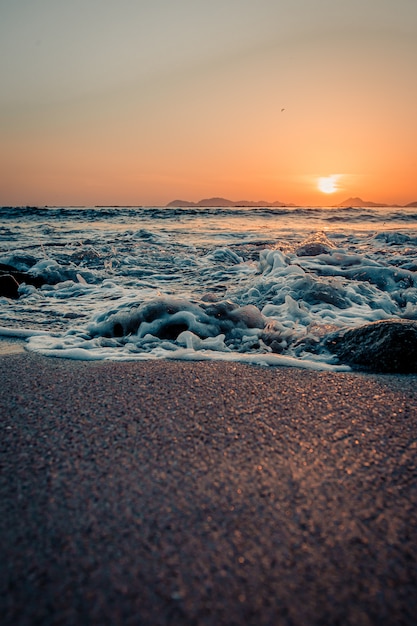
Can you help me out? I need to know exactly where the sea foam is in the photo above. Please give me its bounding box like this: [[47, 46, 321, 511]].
[[1, 205, 416, 369]]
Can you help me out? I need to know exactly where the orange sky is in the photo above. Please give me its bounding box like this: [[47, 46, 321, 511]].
[[1, 0, 416, 207]]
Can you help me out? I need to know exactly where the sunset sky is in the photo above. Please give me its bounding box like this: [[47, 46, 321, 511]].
[[1, 0, 416, 207]]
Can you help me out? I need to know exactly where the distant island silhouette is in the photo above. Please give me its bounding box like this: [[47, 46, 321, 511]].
[[166, 196, 412, 208], [166, 197, 294, 208], [335, 197, 389, 208]]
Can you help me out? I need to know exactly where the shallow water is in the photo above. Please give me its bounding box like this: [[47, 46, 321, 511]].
[[1, 205, 416, 369]]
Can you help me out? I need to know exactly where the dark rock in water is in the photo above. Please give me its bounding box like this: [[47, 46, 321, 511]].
[[324, 319, 417, 373], [229, 304, 265, 329], [0, 274, 20, 299], [0, 263, 45, 299]]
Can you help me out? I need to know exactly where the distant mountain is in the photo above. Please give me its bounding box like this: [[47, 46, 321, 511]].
[[336, 197, 388, 208], [166, 197, 293, 207], [167, 196, 413, 208], [166, 199, 199, 207]]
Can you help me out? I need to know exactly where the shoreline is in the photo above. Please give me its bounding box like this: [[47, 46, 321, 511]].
[[1, 350, 417, 624]]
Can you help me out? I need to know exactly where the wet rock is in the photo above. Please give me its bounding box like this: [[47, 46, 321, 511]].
[[0, 274, 20, 299], [324, 319, 417, 373], [229, 304, 265, 329], [0, 263, 45, 298], [202, 299, 238, 319]]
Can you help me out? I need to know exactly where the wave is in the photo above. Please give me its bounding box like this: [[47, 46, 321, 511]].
[[2, 204, 417, 225], [2, 230, 417, 370]]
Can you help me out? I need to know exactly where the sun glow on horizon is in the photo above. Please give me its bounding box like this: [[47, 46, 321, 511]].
[[317, 175, 340, 194]]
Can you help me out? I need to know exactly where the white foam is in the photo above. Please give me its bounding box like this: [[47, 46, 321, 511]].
[[25, 332, 350, 371]]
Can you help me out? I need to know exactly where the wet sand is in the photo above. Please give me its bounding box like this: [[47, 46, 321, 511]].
[[1, 349, 417, 625]]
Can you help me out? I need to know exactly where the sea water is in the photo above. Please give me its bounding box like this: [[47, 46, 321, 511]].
[[1, 205, 416, 370]]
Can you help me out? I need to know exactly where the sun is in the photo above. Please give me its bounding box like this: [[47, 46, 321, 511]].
[[318, 175, 339, 194]]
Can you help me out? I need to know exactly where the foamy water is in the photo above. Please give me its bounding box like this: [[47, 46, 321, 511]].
[[1, 205, 416, 370]]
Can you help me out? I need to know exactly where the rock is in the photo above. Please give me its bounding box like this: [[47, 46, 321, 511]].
[[0, 274, 20, 299], [0, 263, 45, 299], [324, 319, 417, 373], [229, 304, 265, 329]]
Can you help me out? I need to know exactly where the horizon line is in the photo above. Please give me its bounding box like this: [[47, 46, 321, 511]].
[[2, 193, 417, 210]]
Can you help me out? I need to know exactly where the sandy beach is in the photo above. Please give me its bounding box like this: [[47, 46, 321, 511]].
[[1, 346, 417, 625]]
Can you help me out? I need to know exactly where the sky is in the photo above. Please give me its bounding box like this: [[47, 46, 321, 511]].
[[1, 0, 416, 207]]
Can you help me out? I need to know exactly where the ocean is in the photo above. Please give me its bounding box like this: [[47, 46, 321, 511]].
[[1, 205, 416, 370]]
